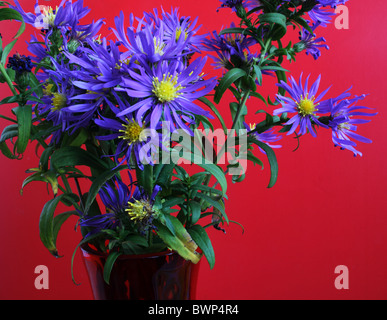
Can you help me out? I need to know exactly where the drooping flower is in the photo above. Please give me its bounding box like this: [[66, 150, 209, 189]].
[[273, 74, 330, 137], [321, 93, 376, 157], [245, 123, 282, 153], [308, 4, 337, 27], [117, 57, 216, 135], [296, 24, 329, 60]]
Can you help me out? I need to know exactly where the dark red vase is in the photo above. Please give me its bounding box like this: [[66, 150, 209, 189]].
[[81, 245, 201, 300]]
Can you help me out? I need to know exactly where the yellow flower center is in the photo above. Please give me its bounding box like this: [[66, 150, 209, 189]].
[[119, 119, 145, 144], [126, 199, 153, 222], [249, 123, 256, 131], [51, 93, 67, 111], [42, 6, 58, 27], [152, 74, 184, 103], [153, 37, 166, 55], [297, 94, 318, 116], [176, 27, 188, 41], [43, 83, 54, 96]]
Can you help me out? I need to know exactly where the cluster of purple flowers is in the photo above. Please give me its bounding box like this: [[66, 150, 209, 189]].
[[11, 0, 217, 237], [13, 0, 216, 158]]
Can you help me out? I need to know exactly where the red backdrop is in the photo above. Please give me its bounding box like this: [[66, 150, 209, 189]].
[[0, 0, 386, 300]]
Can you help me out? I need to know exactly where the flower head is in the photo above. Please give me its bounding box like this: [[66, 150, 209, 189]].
[[274, 74, 330, 137], [296, 24, 329, 60], [10, 0, 92, 31], [117, 57, 216, 135], [322, 92, 377, 157]]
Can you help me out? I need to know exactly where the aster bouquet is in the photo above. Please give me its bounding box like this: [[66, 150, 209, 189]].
[[0, 0, 376, 285]]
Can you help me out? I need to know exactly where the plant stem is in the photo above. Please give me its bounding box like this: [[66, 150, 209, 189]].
[[0, 63, 18, 96]]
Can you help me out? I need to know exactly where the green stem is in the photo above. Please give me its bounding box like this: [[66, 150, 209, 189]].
[[0, 63, 18, 96]]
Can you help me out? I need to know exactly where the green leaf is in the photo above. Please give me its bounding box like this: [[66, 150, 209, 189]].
[[103, 252, 122, 285], [198, 96, 228, 134], [155, 163, 175, 189], [39, 194, 77, 257], [51, 146, 110, 172], [154, 216, 202, 264], [188, 224, 215, 269], [197, 163, 228, 196], [0, 123, 18, 142], [13, 105, 32, 154], [0, 141, 17, 159], [250, 138, 278, 188], [254, 65, 263, 86], [218, 27, 245, 36], [259, 12, 287, 40], [189, 200, 202, 225], [21, 170, 59, 196], [1, 39, 17, 65], [214, 68, 246, 104], [0, 7, 26, 39], [84, 165, 128, 215], [196, 193, 228, 224]]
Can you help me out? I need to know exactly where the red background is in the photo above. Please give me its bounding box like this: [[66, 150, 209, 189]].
[[0, 0, 386, 300]]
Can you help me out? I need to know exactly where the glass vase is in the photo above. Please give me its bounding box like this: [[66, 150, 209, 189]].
[[81, 245, 201, 300]]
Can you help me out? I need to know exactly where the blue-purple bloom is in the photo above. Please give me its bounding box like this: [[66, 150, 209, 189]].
[[274, 74, 330, 137], [297, 24, 329, 60], [245, 122, 282, 152], [80, 178, 162, 237], [308, 0, 349, 27], [320, 92, 377, 157], [117, 57, 216, 135], [95, 92, 161, 170], [201, 22, 256, 70], [10, 0, 92, 31]]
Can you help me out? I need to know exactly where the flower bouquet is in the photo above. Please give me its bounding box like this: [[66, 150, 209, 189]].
[[0, 0, 376, 299]]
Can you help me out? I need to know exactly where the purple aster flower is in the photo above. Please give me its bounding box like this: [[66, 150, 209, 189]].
[[94, 92, 161, 170], [146, 8, 205, 53], [321, 92, 376, 157], [80, 177, 133, 237], [116, 57, 216, 135], [308, 4, 337, 27], [296, 24, 329, 60], [201, 23, 256, 70], [10, 0, 91, 31], [112, 11, 192, 65], [81, 178, 162, 237], [273, 74, 330, 137], [64, 38, 124, 92], [317, 0, 349, 8]]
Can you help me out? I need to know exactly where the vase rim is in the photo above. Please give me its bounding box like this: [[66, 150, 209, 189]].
[[80, 243, 176, 260]]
